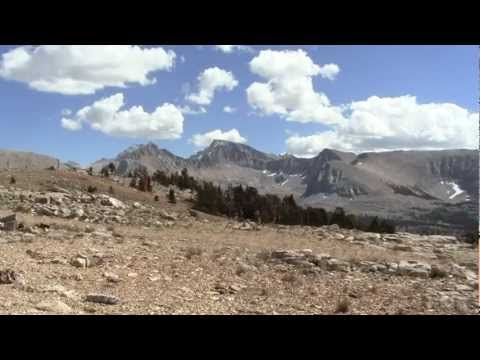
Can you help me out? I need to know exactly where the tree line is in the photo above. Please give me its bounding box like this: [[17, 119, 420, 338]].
[[150, 168, 396, 234]]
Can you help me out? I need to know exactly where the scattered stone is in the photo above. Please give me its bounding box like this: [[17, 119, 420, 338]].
[[0, 213, 17, 231], [70, 255, 89, 268], [188, 209, 199, 218], [392, 245, 413, 252], [326, 258, 351, 272], [70, 254, 103, 268], [104, 272, 121, 283], [35, 300, 73, 314], [132, 202, 141, 209], [42, 284, 80, 300], [21, 234, 35, 243], [0, 269, 20, 284], [397, 260, 431, 278], [159, 210, 177, 221], [34, 196, 49, 204], [85, 294, 120, 305]]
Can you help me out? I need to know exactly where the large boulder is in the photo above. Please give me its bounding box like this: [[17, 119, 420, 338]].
[[397, 260, 431, 278], [98, 195, 126, 209]]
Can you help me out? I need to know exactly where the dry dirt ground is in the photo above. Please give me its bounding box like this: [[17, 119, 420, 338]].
[[0, 170, 478, 315]]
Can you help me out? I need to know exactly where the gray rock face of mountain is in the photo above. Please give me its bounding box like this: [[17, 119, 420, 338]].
[[92, 142, 187, 175], [92, 141, 478, 232], [93, 141, 478, 202], [188, 140, 278, 169], [0, 149, 62, 170]]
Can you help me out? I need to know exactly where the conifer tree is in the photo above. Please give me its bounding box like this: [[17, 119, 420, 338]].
[[168, 188, 176, 204]]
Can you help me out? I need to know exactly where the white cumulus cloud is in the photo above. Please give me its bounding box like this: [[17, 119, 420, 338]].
[[190, 129, 247, 148], [186, 67, 238, 106], [246, 49, 344, 124], [223, 106, 236, 113], [286, 95, 479, 157], [0, 45, 176, 95], [61, 93, 184, 140], [214, 45, 254, 53], [61, 118, 82, 131], [179, 105, 207, 115]]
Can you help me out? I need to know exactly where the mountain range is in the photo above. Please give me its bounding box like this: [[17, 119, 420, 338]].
[[92, 141, 477, 201], [2, 141, 477, 232]]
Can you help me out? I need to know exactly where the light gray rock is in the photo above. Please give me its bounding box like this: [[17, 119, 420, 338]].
[[326, 258, 351, 272], [397, 260, 431, 278], [36, 300, 73, 314], [103, 272, 121, 283]]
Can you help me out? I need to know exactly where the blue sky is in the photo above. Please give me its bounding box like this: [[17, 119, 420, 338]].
[[0, 45, 477, 166]]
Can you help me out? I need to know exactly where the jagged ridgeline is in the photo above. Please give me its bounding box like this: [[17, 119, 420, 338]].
[[89, 141, 478, 235]]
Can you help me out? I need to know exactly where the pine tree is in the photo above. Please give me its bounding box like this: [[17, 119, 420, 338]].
[[168, 188, 176, 204], [10, 176, 16, 185], [108, 162, 116, 175], [129, 177, 137, 188], [368, 217, 380, 233], [100, 166, 110, 178]]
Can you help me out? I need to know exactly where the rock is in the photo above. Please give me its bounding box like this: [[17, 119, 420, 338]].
[[58, 208, 72, 218], [455, 284, 473, 292], [99, 195, 126, 209], [70, 254, 103, 268], [103, 272, 121, 283], [132, 202, 141, 209], [392, 245, 413, 252], [0, 213, 16, 231], [42, 285, 80, 300], [85, 294, 120, 305], [36, 206, 55, 217], [188, 209, 199, 218], [0, 269, 20, 284], [159, 210, 177, 221], [70, 256, 88, 268], [26, 249, 45, 260], [70, 208, 85, 219], [334, 233, 345, 240], [214, 283, 242, 294], [36, 300, 73, 314], [164, 221, 175, 228], [50, 257, 69, 265], [127, 272, 138, 278], [309, 253, 331, 267], [397, 260, 431, 278], [19, 233, 35, 243], [73, 274, 83, 281], [383, 235, 399, 242], [34, 196, 49, 204], [326, 258, 351, 272]]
